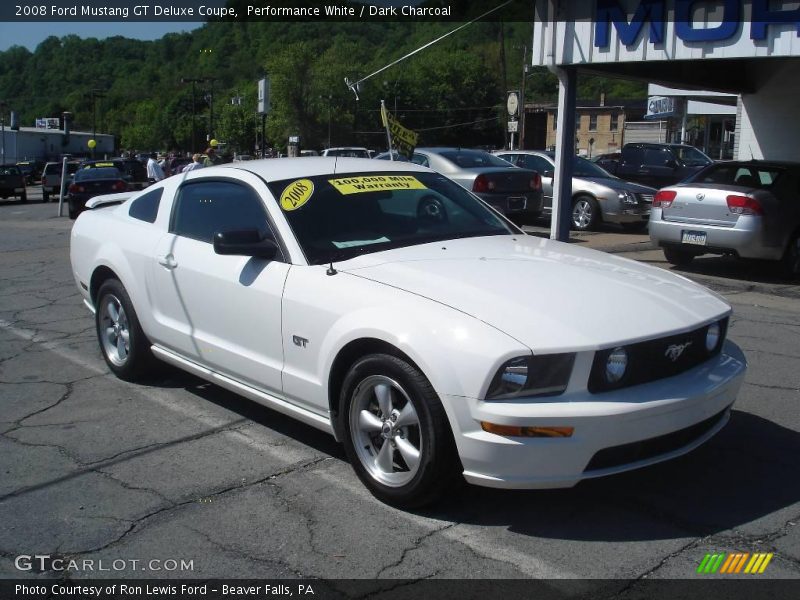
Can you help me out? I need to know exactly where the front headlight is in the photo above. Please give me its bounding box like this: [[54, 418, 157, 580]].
[[486, 353, 575, 400], [618, 190, 638, 204]]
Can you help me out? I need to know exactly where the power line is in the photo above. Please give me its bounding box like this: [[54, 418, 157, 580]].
[[354, 115, 500, 135]]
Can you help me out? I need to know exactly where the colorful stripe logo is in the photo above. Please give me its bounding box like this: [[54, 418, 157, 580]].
[[697, 552, 773, 574]]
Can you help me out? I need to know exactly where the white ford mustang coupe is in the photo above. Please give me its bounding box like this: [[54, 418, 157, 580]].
[[70, 158, 747, 507]]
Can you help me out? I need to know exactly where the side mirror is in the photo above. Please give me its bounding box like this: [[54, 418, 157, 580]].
[[213, 229, 279, 260], [542, 170, 554, 179]]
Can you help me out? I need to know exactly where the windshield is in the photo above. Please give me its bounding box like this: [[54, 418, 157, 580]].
[[438, 151, 512, 169], [269, 171, 514, 265], [674, 146, 712, 166], [690, 163, 785, 188], [325, 148, 370, 158], [75, 167, 122, 181], [574, 157, 614, 178]]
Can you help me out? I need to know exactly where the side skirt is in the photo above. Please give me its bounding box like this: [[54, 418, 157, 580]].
[[151, 345, 336, 436]]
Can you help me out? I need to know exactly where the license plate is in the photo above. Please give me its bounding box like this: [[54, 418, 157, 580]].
[[681, 230, 707, 246], [508, 196, 526, 211]]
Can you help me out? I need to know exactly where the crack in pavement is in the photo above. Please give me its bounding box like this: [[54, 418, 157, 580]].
[[743, 381, 800, 392], [374, 522, 457, 578], [63, 455, 332, 557], [0, 418, 251, 502], [187, 526, 306, 577]]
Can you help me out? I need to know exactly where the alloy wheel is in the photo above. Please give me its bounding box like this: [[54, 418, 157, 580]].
[[349, 375, 422, 487], [99, 294, 131, 367]]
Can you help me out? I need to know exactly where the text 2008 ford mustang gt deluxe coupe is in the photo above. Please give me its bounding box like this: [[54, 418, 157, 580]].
[[70, 158, 746, 507]]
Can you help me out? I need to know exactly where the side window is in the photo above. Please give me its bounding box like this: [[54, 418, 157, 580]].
[[522, 155, 553, 174], [622, 146, 644, 164], [643, 148, 670, 166], [171, 180, 271, 243], [495, 153, 516, 165], [411, 154, 430, 168], [128, 188, 163, 223]]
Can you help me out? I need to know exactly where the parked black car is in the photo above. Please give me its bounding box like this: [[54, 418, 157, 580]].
[[16, 160, 44, 185], [604, 143, 713, 189], [67, 165, 128, 219], [0, 164, 27, 202]]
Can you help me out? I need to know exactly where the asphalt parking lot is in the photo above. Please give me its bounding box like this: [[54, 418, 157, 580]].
[[1, 189, 799, 591]]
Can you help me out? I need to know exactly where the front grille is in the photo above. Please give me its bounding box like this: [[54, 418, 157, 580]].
[[588, 318, 728, 394], [583, 407, 729, 472]]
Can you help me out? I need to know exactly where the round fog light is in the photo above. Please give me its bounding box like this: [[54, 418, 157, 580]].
[[605, 347, 628, 383], [706, 322, 720, 352]]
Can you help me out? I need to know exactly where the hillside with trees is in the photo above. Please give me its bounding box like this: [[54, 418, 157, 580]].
[[0, 20, 645, 154]]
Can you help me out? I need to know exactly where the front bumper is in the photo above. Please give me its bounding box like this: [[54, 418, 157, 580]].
[[649, 209, 781, 261], [445, 339, 746, 489]]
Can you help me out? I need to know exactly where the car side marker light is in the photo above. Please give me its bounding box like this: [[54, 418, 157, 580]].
[[480, 422, 574, 438]]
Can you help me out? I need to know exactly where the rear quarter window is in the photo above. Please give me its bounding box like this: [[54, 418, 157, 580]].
[[128, 188, 163, 223]]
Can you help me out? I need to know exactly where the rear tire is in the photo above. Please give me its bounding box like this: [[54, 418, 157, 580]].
[[95, 279, 155, 381], [571, 195, 600, 231], [339, 353, 460, 508], [42, 190, 49, 203], [663, 246, 696, 266], [782, 231, 800, 280], [20, 191, 27, 203]]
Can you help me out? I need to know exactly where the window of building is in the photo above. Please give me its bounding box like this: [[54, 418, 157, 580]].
[[589, 114, 598, 131], [610, 113, 619, 131]]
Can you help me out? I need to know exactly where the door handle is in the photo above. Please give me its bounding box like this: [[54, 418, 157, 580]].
[[157, 254, 178, 269]]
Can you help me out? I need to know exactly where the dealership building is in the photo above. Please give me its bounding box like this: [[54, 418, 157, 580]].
[[532, 0, 800, 239]]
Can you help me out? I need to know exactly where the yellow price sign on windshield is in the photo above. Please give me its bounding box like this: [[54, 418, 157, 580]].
[[328, 175, 426, 195]]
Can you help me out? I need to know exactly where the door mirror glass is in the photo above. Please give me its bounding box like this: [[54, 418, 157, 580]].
[[213, 229, 278, 260]]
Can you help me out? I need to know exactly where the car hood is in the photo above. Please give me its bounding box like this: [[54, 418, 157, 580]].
[[579, 177, 657, 194], [339, 235, 729, 353]]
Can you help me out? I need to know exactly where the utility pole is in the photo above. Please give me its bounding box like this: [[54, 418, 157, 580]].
[[519, 45, 527, 150], [89, 89, 106, 158], [181, 77, 201, 152], [0, 100, 6, 164]]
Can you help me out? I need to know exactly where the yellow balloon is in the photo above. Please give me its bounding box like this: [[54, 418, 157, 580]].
[[87, 139, 97, 148], [209, 139, 219, 147]]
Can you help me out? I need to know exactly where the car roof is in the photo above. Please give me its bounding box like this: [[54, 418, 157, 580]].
[[715, 160, 800, 168], [209, 157, 432, 182], [416, 147, 493, 154]]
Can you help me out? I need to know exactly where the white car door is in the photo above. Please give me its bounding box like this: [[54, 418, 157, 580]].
[[149, 175, 289, 395]]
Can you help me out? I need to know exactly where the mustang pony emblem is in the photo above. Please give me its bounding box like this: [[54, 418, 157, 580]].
[[665, 341, 692, 362]]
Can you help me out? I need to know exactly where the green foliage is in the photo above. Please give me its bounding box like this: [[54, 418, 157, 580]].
[[0, 20, 645, 154]]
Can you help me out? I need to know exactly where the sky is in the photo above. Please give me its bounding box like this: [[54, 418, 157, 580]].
[[0, 22, 202, 52]]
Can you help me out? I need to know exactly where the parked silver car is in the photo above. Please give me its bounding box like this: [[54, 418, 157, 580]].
[[494, 150, 656, 231], [649, 161, 800, 277], [377, 148, 543, 221]]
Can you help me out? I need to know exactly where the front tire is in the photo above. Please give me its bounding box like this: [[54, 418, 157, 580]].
[[571, 195, 600, 231], [663, 246, 696, 266], [340, 354, 459, 508], [95, 279, 154, 381], [42, 190, 49, 203]]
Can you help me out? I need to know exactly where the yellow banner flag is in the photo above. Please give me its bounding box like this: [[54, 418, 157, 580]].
[[381, 104, 418, 160]]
